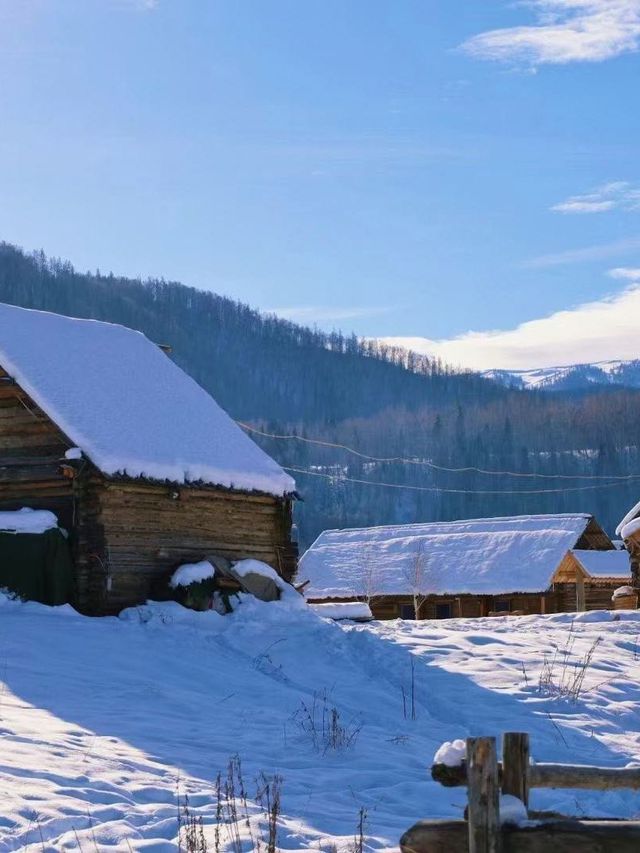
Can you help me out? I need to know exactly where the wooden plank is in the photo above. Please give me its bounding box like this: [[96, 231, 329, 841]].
[[432, 761, 640, 792], [502, 733, 529, 807], [530, 764, 640, 790], [400, 820, 640, 853], [466, 737, 501, 853]]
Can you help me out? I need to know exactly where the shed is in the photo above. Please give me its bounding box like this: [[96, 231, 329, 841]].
[[299, 513, 615, 619], [0, 302, 297, 613], [616, 500, 640, 589], [550, 549, 631, 612]]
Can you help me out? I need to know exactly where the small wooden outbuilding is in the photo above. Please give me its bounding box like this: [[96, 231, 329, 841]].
[[0, 303, 297, 614], [616, 499, 640, 589], [299, 514, 620, 619]]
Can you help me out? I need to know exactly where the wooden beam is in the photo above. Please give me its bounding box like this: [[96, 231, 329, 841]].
[[431, 762, 640, 791], [530, 764, 640, 791], [400, 819, 640, 853], [466, 737, 501, 853]]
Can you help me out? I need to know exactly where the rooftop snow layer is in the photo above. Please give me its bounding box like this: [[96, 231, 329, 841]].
[[571, 549, 630, 579], [300, 514, 597, 597], [617, 500, 640, 537], [0, 508, 59, 535], [0, 303, 294, 496]]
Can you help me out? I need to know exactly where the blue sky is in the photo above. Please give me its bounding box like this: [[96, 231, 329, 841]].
[[1, 1, 639, 369]]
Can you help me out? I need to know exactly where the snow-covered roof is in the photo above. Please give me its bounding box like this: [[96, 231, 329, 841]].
[[617, 499, 640, 540], [570, 549, 630, 579], [0, 303, 294, 496], [300, 514, 598, 597]]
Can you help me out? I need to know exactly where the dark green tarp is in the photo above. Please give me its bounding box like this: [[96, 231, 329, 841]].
[[0, 528, 75, 606]]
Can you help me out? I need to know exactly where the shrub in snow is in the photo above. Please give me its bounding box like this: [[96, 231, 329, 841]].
[[292, 689, 362, 754]]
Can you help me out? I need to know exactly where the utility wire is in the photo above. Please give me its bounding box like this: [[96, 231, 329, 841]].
[[283, 465, 639, 496], [237, 421, 639, 482]]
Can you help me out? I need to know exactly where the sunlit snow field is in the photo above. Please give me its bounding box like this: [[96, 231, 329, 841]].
[[1, 593, 639, 851]]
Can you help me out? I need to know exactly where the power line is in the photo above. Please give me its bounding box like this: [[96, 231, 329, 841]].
[[283, 465, 639, 495], [238, 421, 639, 482]]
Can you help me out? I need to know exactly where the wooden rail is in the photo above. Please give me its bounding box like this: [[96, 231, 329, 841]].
[[432, 759, 640, 791], [401, 732, 640, 853]]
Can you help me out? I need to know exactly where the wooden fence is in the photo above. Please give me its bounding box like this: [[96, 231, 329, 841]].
[[400, 732, 640, 853]]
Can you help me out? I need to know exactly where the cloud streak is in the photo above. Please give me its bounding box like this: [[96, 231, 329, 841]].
[[461, 1, 640, 65], [552, 181, 640, 213], [379, 285, 640, 370], [609, 266, 640, 279], [524, 235, 640, 267]]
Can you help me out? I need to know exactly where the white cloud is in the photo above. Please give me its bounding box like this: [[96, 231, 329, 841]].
[[609, 266, 640, 279], [462, 1, 640, 65], [267, 305, 390, 324], [379, 285, 640, 370], [552, 181, 640, 214]]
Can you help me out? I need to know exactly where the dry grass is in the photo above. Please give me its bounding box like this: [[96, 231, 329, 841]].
[[537, 626, 602, 701], [292, 690, 362, 754]]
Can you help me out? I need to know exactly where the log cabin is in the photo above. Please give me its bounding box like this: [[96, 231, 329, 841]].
[[299, 514, 625, 619], [0, 302, 297, 614], [616, 499, 640, 589]]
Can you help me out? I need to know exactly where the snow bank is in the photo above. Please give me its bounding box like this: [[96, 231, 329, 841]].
[[169, 560, 216, 589], [0, 303, 294, 496], [0, 507, 59, 535], [433, 738, 466, 767], [500, 795, 528, 826], [308, 602, 373, 621], [301, 514, 595, 597], [1, 601, 640, 849]]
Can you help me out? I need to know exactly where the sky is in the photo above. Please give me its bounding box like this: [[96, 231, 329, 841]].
[[0, 1, 639, 370]]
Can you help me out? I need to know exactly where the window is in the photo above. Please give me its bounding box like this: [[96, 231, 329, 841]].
[[400, 604, 416, 620], [494, 599, 511, 612], [435, 603, 452, 619]]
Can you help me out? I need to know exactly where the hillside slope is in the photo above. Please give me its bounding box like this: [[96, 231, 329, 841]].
[[1, 242, 640, 542], [1, 594, 639, 850]]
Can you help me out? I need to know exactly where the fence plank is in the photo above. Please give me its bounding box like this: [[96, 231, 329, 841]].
[[502, 733, 529, 807], [467, 737, 501, 853], [431, 762, 640, 791], [400, 820, 640, 853], [530, 764, 640, 790]]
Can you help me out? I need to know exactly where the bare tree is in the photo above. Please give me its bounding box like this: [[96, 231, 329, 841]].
[[358, 543, 381, 608], [403, 540, 432, 619]]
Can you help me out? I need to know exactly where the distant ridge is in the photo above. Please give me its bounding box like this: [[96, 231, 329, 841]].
[[483, 359, 640, 392]]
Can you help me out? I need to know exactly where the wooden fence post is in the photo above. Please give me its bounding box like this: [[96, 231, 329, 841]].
[[502, 732, 530, 807], [467, 736, 501, 853]]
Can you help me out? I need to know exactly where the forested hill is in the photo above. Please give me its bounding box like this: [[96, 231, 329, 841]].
[[0, 243, 499, 424], [1, 242, 639, 545]]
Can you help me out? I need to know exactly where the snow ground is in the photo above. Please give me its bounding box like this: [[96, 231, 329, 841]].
[[1, 595, 640, 851]]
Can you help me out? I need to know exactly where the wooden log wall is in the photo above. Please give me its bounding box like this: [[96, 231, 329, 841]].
[[0, 379, 74, 526], [92, 479, 297, 613], [362, 592, 561, 621]]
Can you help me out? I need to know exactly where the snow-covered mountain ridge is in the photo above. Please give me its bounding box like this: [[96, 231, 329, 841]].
[[483, 359, 640, 391]]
